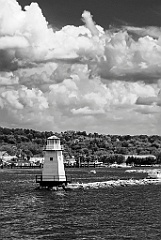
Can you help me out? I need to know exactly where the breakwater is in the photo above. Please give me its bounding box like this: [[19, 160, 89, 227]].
[[66, 178, 161, 190]]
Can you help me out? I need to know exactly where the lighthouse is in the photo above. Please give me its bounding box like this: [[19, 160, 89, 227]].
[[36, 135, 70, 189]]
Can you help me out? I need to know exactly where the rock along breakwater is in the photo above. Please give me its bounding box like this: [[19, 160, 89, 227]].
[[66, 178, 161, 190]]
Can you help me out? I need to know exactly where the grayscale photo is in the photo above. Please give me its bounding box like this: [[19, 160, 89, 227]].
[[0, 0, 161, 239]]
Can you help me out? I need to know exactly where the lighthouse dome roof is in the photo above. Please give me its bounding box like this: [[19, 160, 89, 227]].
[[48, 135, 60, 140]]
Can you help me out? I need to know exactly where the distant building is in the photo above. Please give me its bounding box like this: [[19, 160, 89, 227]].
[[15, 159, 30, 167], [0, 151, 17, 162], [29, 157, 44, 164], [81, 160, 103, 167], [64, 156, 76, 167]]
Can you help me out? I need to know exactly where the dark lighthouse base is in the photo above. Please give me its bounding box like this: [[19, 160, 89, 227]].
[[36, 175, 71, 190]]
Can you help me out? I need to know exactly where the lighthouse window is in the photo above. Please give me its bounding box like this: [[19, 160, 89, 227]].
[[50, 157, 53, 161]]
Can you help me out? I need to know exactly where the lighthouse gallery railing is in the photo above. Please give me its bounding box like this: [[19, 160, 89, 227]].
[[36, 175, 71, 182]]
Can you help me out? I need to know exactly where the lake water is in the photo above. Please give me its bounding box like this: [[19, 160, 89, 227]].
[[0, 167, 161, 240]]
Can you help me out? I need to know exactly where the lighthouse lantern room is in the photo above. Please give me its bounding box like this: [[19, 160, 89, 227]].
[[36, 135, 70, 188]]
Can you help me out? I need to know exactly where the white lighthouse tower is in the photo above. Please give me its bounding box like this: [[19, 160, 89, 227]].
[[36, 135, 70, 188]]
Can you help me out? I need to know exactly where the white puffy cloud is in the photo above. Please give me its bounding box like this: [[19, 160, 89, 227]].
[[136, 89, 161, 107], [0, 72, 19, 85], [0, 36, 29, 49], [1, 86, 48, 110], [125, 26, 161, 40], [1, 89, 24, 109], [0, 0, 160, 134]]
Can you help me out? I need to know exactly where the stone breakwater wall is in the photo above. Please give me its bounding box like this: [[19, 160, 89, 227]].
[[67, 178, 161, 190]]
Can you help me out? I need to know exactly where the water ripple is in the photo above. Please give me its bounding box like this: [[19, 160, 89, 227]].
[[0, 168, 161, 240]]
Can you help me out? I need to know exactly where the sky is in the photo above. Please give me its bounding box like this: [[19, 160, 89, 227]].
[[0, 0, 161, 135]]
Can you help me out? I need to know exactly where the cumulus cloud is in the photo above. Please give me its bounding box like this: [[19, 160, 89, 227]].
[[0, 72, 19, 85], [125, 26, 161, 40], [0, 0, 160, 134], [1, 86, 48, 110], [136, 89, 161, 107]]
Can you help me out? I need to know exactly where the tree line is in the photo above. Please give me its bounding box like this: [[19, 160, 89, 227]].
[[0, 127, 161, 165]]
